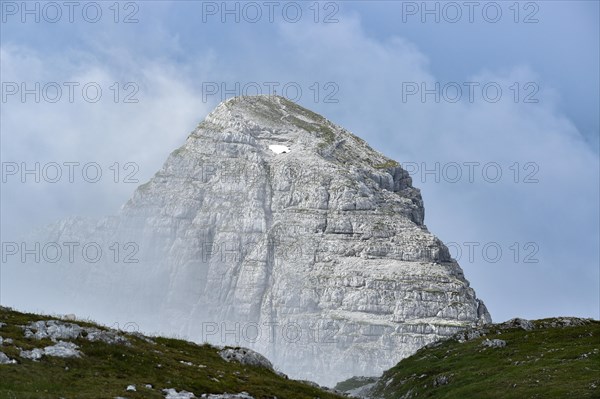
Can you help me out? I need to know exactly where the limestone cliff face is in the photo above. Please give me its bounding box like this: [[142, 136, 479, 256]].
[[16, 96, 490, 386]]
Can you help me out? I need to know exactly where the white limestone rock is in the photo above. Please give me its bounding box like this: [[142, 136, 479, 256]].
[[200, 393, 254, 399], [481, 338, 506, 348], [43, 341, 81, 358], [20, 341, 81, 359], [0, 351, 17, 364], [163, 388, 197, 399], [23, 320, 129, 345], [19, 348, 44, 360], [19, 95, 491, 386], [219, 347, 273, 369]]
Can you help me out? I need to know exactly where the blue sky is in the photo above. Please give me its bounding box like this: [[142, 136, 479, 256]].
[[1, 1, 599, 322]]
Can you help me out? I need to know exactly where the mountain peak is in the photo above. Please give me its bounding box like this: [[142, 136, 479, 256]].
[[16, 96, 490, 386], [200, 95, 337, 147], [196, 96, 406, 180]]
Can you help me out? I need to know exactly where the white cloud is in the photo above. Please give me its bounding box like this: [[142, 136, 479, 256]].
[[1, 43, 211, 236], [269, 15, 599, 321], [1, 10, 597, 321]]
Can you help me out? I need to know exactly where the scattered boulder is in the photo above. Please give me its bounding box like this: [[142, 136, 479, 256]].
[[85, 327, 129, 345], [537, 317, 591, 329], [24, 320, 82, 340], [433, 375, 450, 386], [218, 348, 273, 370], [44, 341, 81, 358], [22, 320, 129, 345], [200, 393, 254, 399], [44, 341, 81, 357], [499, 318, 534, 331], [0, 351, 17, 364], [482, 339, 506, 348], [20, 348, 44, 360], [162, 388, 197, 399], [20, 341, 81, 360], [296, 380, 320, 389], [455, 329, 484, 343]]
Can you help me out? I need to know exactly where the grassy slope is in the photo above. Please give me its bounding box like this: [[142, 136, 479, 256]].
[[370, 318, 600, 399], [0, 307, 343, 399]]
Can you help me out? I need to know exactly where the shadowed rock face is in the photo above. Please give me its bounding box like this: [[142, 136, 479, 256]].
[[13, 95, 490, 386]]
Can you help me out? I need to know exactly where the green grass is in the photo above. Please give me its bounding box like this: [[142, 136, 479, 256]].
[[282, 115, 336, 146], [373, 160, 399, 169], [370, 318, 600, 398], [197, 119, 224, 132], [249, 96, 337, 148], [334, 376, 378, 392], [0, 307, 344, 399]]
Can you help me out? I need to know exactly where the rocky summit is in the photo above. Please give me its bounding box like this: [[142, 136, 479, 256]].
[[10, 95, 490, 386]]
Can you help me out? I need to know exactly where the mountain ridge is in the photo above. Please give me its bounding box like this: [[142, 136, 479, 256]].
[[336, 316, 600, 398], [0, 306, 345, 398]]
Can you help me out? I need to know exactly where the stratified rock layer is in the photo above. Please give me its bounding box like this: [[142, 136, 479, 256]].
[[14, 96, 490, 386]]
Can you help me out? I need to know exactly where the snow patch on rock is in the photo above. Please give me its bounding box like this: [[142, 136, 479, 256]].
[[268, 144, 289, 154]]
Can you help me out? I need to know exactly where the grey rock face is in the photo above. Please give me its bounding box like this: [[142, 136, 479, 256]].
[[20, 95, 490, 386]]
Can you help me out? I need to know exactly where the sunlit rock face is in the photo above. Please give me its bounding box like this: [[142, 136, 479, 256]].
[[9, 95, 490, 386]]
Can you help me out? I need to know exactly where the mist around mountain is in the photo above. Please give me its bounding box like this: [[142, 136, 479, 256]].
[[3, 95, 489, 386], [0, 306, 344, 398]]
